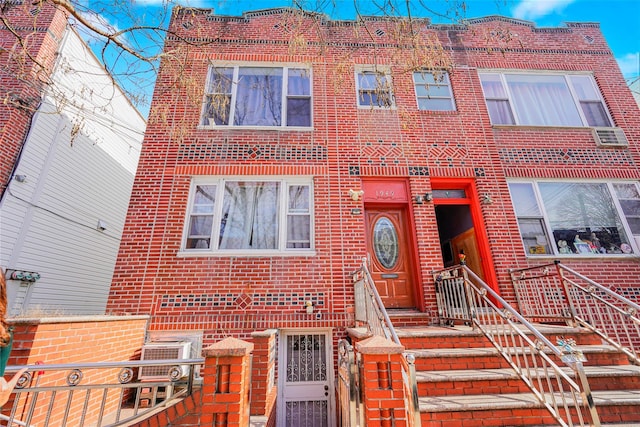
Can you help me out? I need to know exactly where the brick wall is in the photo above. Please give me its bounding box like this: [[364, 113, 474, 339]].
[[107, 9, 640, 346], [4, 315, 149, 426], [0, 2, 68, 194]]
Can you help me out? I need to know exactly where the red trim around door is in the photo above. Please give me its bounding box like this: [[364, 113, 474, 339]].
[[430, 178, 500, 296], [361, 178, 425, 311]]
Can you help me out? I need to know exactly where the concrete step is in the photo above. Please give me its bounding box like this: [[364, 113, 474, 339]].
[[396, 324, 603, 349], [407, 343, 629, 370], [419, 389, 640, 426], [419, 389, 639, 412], [396, 323, 640, 425], [415, 364, 640, 396]]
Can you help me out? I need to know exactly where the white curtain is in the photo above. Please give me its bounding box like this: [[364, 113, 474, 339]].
[[234, 68, 282, 126], [286, 185, 311, 248], [480, 75, 514, 124], [186, 185, 216, 249], [219, 181, 279, 249], [506, 75, 582, 126]]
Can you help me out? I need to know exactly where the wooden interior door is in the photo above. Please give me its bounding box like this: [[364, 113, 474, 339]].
[[365, 208, 415, 308], [452, 227, 485, 281]]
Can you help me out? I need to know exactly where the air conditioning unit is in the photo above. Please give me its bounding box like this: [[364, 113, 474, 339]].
[[139, 341, 192, 381], [592, 127, 629, 147]]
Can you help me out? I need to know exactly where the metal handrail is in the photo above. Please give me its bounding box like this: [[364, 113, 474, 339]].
[[510, 261, 640, 365], [3, 358, 203, 427], [352, 258, 421, 427], [355, 259, 401, 344], [434, 264, 600, 427]]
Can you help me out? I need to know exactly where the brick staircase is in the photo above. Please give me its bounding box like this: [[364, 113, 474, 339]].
[[393, 320, 640, 427]]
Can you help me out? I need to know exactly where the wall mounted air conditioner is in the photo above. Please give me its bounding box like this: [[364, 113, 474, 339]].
[[592, 127, 629, 147], [138, 341, 192, 381]]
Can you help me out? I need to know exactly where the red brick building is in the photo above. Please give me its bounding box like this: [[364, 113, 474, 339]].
[[107, 7, 640, 425]]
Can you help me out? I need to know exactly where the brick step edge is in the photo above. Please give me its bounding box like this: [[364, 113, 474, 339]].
[[415, 364, 640, 382], [418, 390, 640, 412]]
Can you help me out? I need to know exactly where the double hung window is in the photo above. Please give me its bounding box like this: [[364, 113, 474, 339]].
[[508, 181, 639, 256], [201, 66, 311, 128], [183, 178, 313, 254], [356, 70, 394, 108], [413, 71, 455, 111], [480, 72, 612, 127]]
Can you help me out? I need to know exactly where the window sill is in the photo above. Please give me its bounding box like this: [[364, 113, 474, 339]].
[[417, 109, 458, 115], [490, 124, 596, 131], [177, 250, 317, 258], [525, 254, 639, 260], [356, 105, 397, 111], [196, 124, 314, 131]]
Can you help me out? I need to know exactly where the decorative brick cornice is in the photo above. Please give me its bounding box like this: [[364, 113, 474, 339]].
[[166, 35, 613, 58]]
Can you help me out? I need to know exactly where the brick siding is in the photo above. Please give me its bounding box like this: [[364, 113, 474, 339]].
[[107, 8, 640, 345]]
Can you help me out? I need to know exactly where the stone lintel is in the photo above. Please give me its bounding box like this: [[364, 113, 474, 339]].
[[251, 329, 278, 338], [346, 327, 372, 340], [203, 336, 254, 357]]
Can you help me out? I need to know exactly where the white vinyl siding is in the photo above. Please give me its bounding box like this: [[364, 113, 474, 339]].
[[0, 28, 144, 315]]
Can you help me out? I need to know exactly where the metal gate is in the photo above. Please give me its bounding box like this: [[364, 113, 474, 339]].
[[337, 339, 362, 426], [278, 331, 335, 427]]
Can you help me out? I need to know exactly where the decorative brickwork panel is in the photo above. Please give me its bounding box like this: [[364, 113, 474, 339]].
[[178, 142, 328, 162], [499, 147, 636, 166], [158, 292, 326, 311]]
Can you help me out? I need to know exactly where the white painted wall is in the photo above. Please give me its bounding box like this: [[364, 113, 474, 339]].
[[0, 26, 145, 315]]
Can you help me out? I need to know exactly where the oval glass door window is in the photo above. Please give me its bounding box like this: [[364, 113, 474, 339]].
[[373, 217, 399, 269]]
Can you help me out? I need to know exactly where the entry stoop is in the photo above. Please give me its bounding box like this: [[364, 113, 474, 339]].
[[396, 324, 640, 427]]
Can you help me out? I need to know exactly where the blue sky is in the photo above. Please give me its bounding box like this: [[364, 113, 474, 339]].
[[94, 0, 638, 114]]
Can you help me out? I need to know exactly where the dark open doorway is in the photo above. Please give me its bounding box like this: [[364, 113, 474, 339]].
[[435, 204, 485, 281]]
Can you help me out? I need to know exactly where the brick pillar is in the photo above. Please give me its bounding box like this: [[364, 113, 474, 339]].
[[202, 337, 254, 427], [356, 335, 407, 427], [250, 329, 277, 418]]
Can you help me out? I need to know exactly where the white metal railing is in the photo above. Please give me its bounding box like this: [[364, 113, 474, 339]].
[[353, 259, 400, 344], [350, 258, 421, 427], [2, 358, 203, 427], [510, 261, 640, 365], [434, 264, 600, 427]]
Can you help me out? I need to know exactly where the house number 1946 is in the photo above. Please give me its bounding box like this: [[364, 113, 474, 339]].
[[376, 190, 395, 199]]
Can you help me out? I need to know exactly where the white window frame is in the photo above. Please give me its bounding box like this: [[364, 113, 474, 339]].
[[508, 180, 640, 257], [355, 67, 395, 109], [200, 64, 313, 129], [180, 176, 315, 257], [413, 71, 456, 111], [479, 71, 613, 128]]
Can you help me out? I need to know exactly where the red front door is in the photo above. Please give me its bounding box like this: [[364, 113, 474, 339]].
[[365, 208, 416, 308]]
